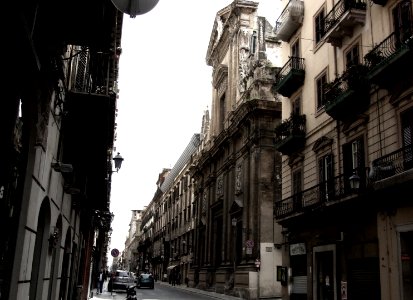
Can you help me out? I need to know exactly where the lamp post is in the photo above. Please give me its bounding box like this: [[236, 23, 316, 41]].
[[349, 171, 361, 190], [113, 152, 124, 173], [231, 218, 237, 274]]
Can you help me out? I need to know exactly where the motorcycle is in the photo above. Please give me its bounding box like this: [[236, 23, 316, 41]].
[[126, 285, 137, 300]]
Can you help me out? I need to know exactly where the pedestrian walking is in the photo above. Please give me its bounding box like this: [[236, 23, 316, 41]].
[[97, 268, 104, 294], [171, 270, 176, 286]]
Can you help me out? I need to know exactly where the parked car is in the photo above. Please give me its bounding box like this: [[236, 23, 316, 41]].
[[108, 270, 135, 292], [136, 273, 154, 289]]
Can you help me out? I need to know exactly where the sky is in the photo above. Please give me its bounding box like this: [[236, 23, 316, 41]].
[[109, 0, 279, 264]]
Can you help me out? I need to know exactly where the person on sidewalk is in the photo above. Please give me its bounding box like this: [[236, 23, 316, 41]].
[[97, 268, 105, 294]]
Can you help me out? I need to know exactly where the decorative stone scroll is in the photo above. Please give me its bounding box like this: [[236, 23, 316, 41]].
[[202, 191, 207, 216], [235, 163, 243, 195]]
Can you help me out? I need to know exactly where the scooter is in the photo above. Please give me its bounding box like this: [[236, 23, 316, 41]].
[[126, 285, 137, 300]]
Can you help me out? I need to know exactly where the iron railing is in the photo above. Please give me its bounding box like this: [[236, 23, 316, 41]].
[[68, 46, 115, 96], [275, 56, 305, 83], [324, 0, 367, 33], [364, 31, 412, 69], [324, 64, 368, 104], [275, 168, 368, 218], [370, 145, 413, 181], [274, 114, 306, 145]]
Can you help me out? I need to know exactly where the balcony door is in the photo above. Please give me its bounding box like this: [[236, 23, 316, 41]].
[[343, 137, 365, 192], [319, 154, 334, 201], [392, 0, 413, 44]]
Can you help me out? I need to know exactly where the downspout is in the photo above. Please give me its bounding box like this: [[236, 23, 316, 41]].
[[333, 45, 341, 176]]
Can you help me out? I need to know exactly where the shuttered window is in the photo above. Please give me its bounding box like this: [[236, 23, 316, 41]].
[[401, 108, 413, 169]]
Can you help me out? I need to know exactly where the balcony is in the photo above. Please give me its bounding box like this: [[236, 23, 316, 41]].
[[324, 64, 370, 121], [274, 114, 306, 155], [323, 0, 367, 47], [274, 169, 368, 219], [274, 0, 304, 42], [364, 31, 413, 88], [273, 56, 305, 97], [370, 145, 413, 182]]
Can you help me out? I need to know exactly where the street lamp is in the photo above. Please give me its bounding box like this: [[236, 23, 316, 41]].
[[113, 152, 124, 173], [349, 171, 361, 190], [232, 217, 237, 274]]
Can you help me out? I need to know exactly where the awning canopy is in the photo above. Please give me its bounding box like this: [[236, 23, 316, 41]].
[[167, 265, 177, 270]]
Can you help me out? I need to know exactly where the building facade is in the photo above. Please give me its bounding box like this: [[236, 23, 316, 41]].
[[123, 210, 143, 273], [188, 1, 283, 299], [1, 1, 124, 299], [273, 0, 413, 299]]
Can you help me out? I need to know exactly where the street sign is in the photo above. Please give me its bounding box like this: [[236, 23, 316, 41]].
[[111, 248, 120, 257]]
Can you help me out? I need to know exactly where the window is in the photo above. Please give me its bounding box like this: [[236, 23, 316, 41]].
[[291, 40, 300, 58], [316, 72, 328, 109], [219, 93, 226, 131], [315, 8, 326, 44], [345, 43, 360, 68], [318, 154, 334, 201], [343, 137, 365, 191], [292, 95, 301, 116], [250, 31, 257, 54], [401, 108, 413, 169], [291, 40, 301, 70], [393, 0, 413, 43]]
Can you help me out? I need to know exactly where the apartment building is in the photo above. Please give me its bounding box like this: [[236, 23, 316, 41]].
[[137, 136, 199, 282], [1, 1, 124, 299], [123, 210, 143, 272], [273, 0, 413, 299]]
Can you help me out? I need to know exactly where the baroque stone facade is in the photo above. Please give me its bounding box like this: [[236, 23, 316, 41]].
[[189, 1, 283, 299]]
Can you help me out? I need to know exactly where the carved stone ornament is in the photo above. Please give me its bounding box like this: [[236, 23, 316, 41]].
[[235, 163, 243, 195], [312, 136, 333, 153], [239, 28, 250, 93], [202, 191, 207, 215], [216, 175, 224, 198]]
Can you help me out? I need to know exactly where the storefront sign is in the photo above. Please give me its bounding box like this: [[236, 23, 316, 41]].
[[290, 243, 306, 256]]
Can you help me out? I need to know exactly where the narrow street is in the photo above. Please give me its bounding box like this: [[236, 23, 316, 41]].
[[90, 281, 243, 300]]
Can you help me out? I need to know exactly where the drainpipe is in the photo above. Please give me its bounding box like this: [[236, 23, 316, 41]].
[[333, 45, 341, 175]]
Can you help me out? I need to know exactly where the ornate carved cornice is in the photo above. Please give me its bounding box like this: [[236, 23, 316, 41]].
[[206, 1, 258, 68], [212, 64, 229, 91]]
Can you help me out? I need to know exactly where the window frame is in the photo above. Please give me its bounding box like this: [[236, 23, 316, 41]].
[[315, 70, 328, 111], [314, 5, 326, 46]]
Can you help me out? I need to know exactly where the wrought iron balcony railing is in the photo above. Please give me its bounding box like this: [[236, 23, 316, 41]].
[[274, 56, 305, 97], [364, 30, 413, 87], [323, 0, 367, 47], [274, 114, 306, 155], [370, 144, 413, 182], [67, 46, 117, 96], [274, 168, 368, 219], [274, 0, 304, 42], [323, 64, 369, 120]]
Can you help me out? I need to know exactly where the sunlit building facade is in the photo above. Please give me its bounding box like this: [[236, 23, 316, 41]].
[[273, 0, 413, 299]]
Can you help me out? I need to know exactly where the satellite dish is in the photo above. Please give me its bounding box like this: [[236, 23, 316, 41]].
[[111, 0, 159, 18]]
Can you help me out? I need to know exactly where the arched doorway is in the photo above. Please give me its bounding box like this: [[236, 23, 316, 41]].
[[59, 225, 72, 300], [29, 198, 51, 300], [48, 215, 62, 299]]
